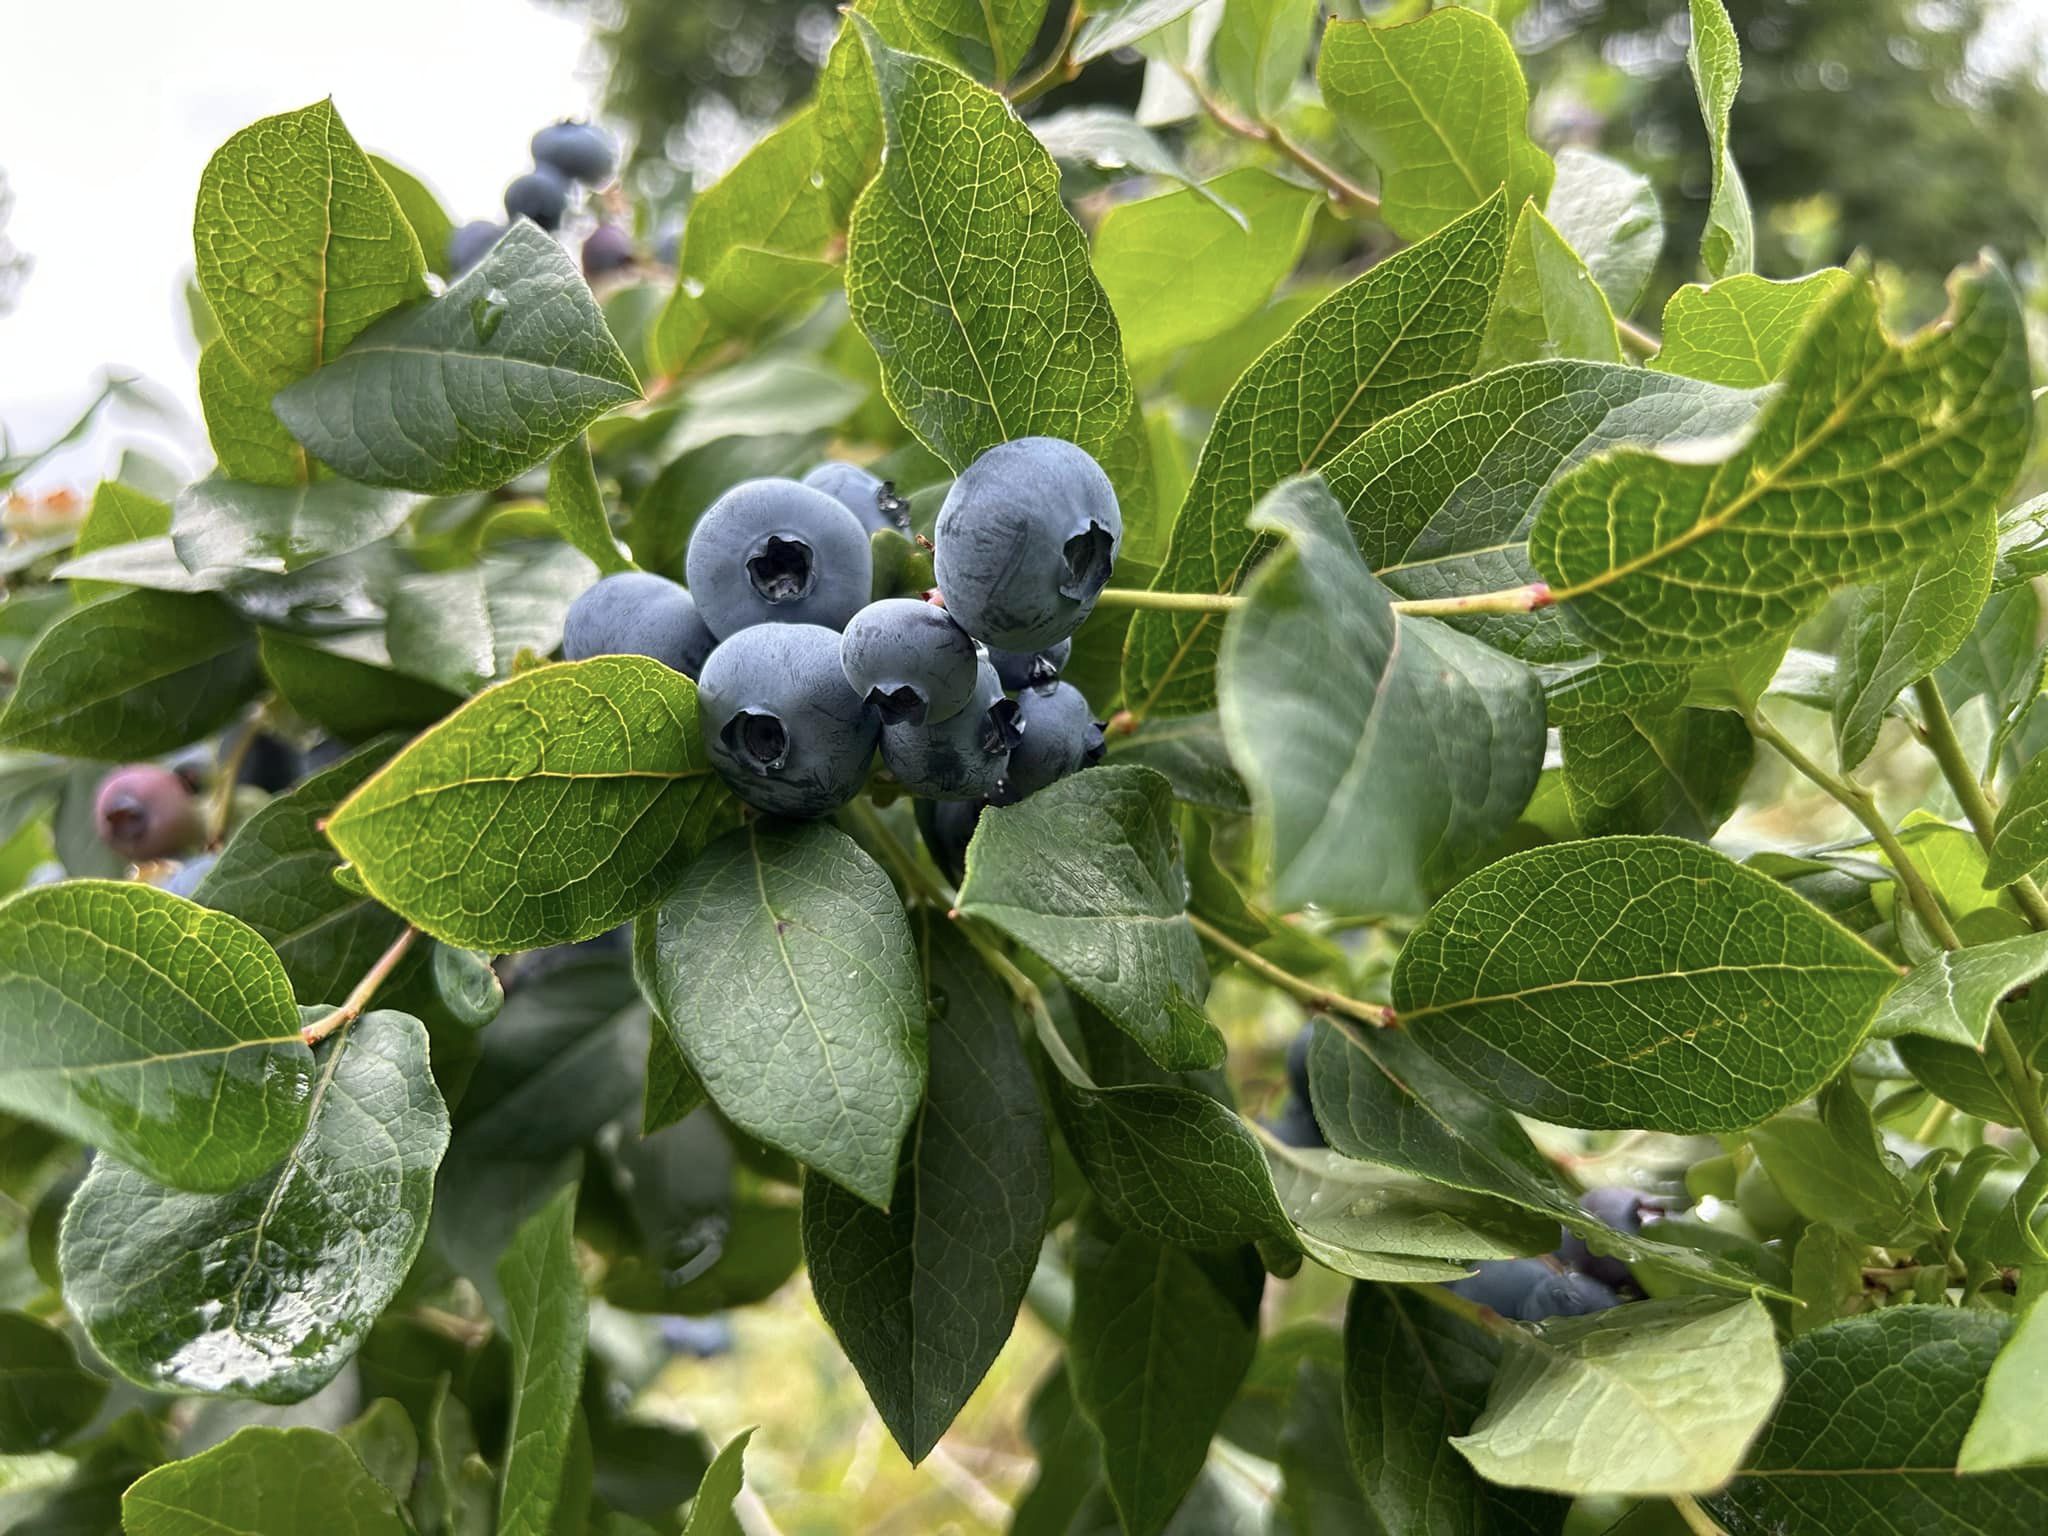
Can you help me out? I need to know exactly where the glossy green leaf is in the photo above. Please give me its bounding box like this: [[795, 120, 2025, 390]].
[[1477, 201, 1622, 368], [1212, 0, 1316, 119], [0, 1311, 106, 1452], [386, 544, 597, 696], [1687, 0, 1753, 278], [1533, 262, 2029, 662], [122, 1425, 409, 1536], [1985, 752, 2048, 889], [646, 819, 925, 1208], [1458, 1297, 1781, 1496], [1651, 270, 1850, 387], [545, 438, 632, 575], [681, 1427, 754, 1536], [497, 1181, 587, 1536], [1395, 838, 1898, 1133], [170, 474, 418, 577], [957, 765, 1219, 1071], [0, 879, 311, 1192], [258, 630, 462, 742], [1706, 1308, 2048, 1533], [0, 590, 260, 757], [1092, 169, 1319, 366], [63, 1010, 447, 1402], [1219, 477, 1543, 916], [197, 342, 307, 487], [1122, 194, 1509, 718], [1319, 9, 1551, 240], [1960, 1298, 2048, 1473], [1074, 0, 1207, 60], [802, 917, 1049, 1462], [1873, 933, 2048, 1048], [327, 657, 733, 952], [275, 222, 640, 494], [1546, 148, 1662, 317], [1068, 1214, 1262, 1536], [370, 154, 456, 279], [1560, 704, 1753, 838]]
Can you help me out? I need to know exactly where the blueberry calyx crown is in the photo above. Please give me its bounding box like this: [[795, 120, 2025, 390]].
[[722, 710, 791, 774], [982, 699, 1026, 756], [747, 535, 817, 604], [870, 684, 927, 726], [1060, 520, 1116, 602]]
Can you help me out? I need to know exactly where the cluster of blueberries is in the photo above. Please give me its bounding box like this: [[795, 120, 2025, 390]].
[[562, 437, 1121, 857], [447, 120, 636, 282]]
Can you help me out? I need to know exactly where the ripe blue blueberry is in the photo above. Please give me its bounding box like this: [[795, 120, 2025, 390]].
[[239, 734, 302, 793], [698, 623, 880, 818], [94, 765, 203, 860], [915, 797, 984, 885], [504, 166, 572, 231], [992, 681, 1104, 804], [1267, 1097, 1324, 1149], [686, 478, 873, 637], [1558, 1186, 1644, 1291], [448, 220, 506, 274], [161, 853, 218, 901], [802, 461, 910, 536], [1515, 1271, 1622, 1322], [1447, 1258, 1554, 1316], [581, 223, 635, 278], [934, 437, 1121, 651], [532, 121, 618, 185], [987, 638, 1071, 692], [563, 572, 717, 680], [1286, 1023, 1313, 1106], [840, 599, 979, 726], [881, 661, 1022, 801]]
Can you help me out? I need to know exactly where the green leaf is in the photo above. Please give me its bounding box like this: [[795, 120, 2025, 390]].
[[1746, 1080, 1934, 1247], [370, 155, 457, 279], [1985, 752, 2048, 888], [0, 590, 260, 757], [1876, 933, 2048, 1049], [1122, 194, 1510, 718], [645, 819, 926, 1208], [386, 544, 598, 696], [1651, 270, 1850, 387], [0, 1311, 106, 1452], [62, 1008, 448, 1402], [1106, 712, 1247, 814], [802, 916, 1050, 1463], [0, 879, 311, 1192], [545, 439, 632, 575], [1270, 1146, 1558, 1271], [856, 0, 1048, 80], [641, 1018, 706, 1136], [1533, 261, 2030, 662], [844, 23, 1147, 527], [1212, 0, 1317, 119], [340, 1399, 420, 1505], [1395, 838, 1899, 1133], [193, 100, 428, 398], [170, 473, 419, 576], [1560, 704, 1754, 838], [1477, 201, 1622, 369], [1457, 1296, 1781, 1496], [122, 1425, 409, 1536], [1960, 1297, 2048, 1473], [326, 657, 733, 952], [1687, 0, 1753, 279], [275, 222, 640, 494], [1068, 1214, 1262, 1536], [71, 480, 171, 603], [1706, 1307, 2048, 1532], [1319, 9, 1552, 240], [1343, 1284, 1570, 1536], [680, 1427, 754, 1536], [497, 1181, 587, 1536], [1092, 168, 1319, 366], [1031, 106, 1240, 211], [956, 765, 1220, 1071], [198, 342, 308, 487], [1833, 528, 1995, 770], [258, 630, 461, 742], [1074, 0, 1207, 61], [1219, 477, 1543, 916], [1994, 494, 2048, 592], [1546, 147, 1661, 317]]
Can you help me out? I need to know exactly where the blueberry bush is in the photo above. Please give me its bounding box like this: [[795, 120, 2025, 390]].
[[3, 2, 2048, 1532]]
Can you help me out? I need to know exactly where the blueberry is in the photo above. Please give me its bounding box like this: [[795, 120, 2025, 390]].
[[532, 121, 618, 185], [802, 461, 910, 537], [93, 765, 203, 860], [1286, 1023, 1313, 1106], [1559, 1186, 1644, 1290], [915, 797, 984, 885], [581, 223, 635, 278], [698, 623, 880, 818], [992, 681, 1104, 804], [840, 599, 979, 726], [1267, 1096, 1324, 1149], [881, 661, 1021, 801], [239, 734, 302, 794], [1516, 1271, 1622, 1322], [686, 478, 873, 637], [1446, 1258, 1554, 1316], [563, 572, 717, 680], [448, 219, 506, 274], [504, 166, 572, 231], [657, 1314, 734, 1357], [161, 853, 218, 901], [987, 639, 1071, 692], [934, 437, 1121, 650]]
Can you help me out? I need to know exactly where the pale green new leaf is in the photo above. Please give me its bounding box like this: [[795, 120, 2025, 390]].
[[1219, 478, 1544, 917], [545, 437, 633, 574], [1874, 933, 2048, 1048], [275, 222, 641, 493], [1030, 106, 1239, 211], [1651, 270, 1849, 387], [70, 479, 171, 603], [197, 341, 307, 487], [0, 880, 312, 1192], [681, 1428, 755, 1536], [326, 657, 734, 952], [1960, 1298, 2048, 1473], [1546, 147, 1662, 317], [122, 1426, 409, 1536], [370, 154, 456, 278], [1534, 262, 2030, 662], [61, 1009, 449, 1402], [1394, 837, 1900, 1133], [1212, 0, 1317, 120], [1985, 752, 2048, 888], [1688, 0, 1753, 278], [1319, 10, 1552, 240], [857, 0, 1048, 80], [1477, 201, 1622, 369], [1746, 1080, 1934, 1247], [170, 473, 419, 575], [1456, 1297, 1781, 1495], [1074, 0, 1208, 61], [645, 819, 926, 1208], [956, 765, 1220, 1071], [1122, 194, 1509, 717], [497, 1182, 587, 1536]]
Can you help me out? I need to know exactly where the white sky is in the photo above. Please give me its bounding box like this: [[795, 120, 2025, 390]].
[[0, 0, 600, 492]]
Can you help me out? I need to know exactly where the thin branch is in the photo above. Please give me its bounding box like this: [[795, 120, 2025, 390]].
[[1005, 1, 1085, 107], [1181, 67, 1380, 216], [207, 706, 268, 847], [1617, 315, 1662, 356], [301, 926, 420, 1046], [1091, 587, 1245, 614], [1187, 913, 1392, 1029], [1911, 676, 2048, 930], [1671, 1495, 1733, 1536], [1092, 582, 1550, 618]]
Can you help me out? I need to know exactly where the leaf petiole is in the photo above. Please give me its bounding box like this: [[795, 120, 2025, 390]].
[[1186, 913, 1392, 1029], [301, 926, 419, 1046], [1092, 582, 1551, 617]]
